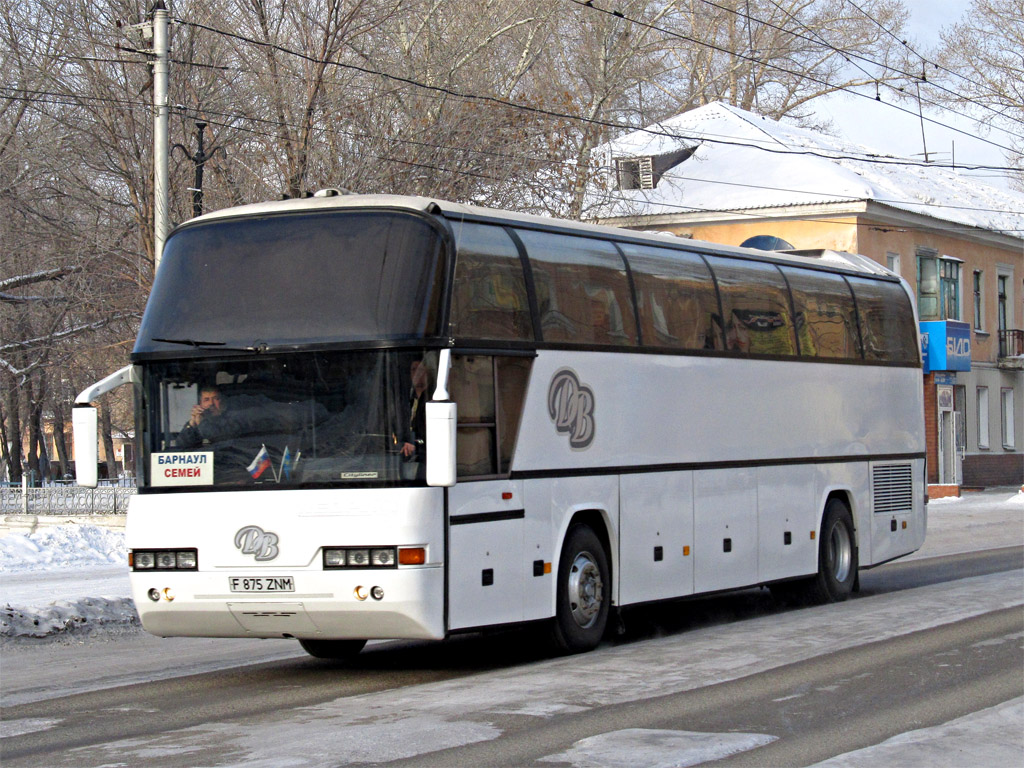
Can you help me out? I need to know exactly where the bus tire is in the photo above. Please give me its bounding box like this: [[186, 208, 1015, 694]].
[[810, 497, 858, 603], [298, 638, 367, 660], [551, 524, 610, 654], [772, 498, 858, 606]]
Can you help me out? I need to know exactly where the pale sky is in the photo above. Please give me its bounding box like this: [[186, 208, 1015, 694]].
[[810, 0, 1015, 189]]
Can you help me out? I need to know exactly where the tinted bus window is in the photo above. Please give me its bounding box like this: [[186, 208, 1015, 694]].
[[707, 256, 797, 356], [619, 243, 723, 350], [848, 277, 920, 364], [782, 267, 861, 360], [450, 223, 534, 341], [517, 230, 637, 346], [136, 211, 446, 354]]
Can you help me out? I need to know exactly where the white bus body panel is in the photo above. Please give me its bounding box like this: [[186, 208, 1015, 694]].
[[447, 479, 526, 629], [757, 464, 818, 583], [509, 350, 925, 609], [515, 352, 923, 474], [693, 468, 759, 593], [127, 488, 445, 640], [618, 472, 694, 604]]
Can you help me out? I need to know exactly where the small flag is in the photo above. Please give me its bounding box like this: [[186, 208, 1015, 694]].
[[247, 444, 272, 479], [280, 446, 293, 481]]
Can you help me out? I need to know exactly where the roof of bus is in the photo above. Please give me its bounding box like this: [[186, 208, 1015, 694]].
[[179, 192, 896, 279]]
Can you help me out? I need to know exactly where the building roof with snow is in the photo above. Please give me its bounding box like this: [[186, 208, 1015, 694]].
[[588, 102, 1024, 241]]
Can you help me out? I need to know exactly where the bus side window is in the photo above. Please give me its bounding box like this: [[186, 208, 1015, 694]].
[[516, 229, 637, 347], [449, 355, 532, 478], [619, 243, 722, 350], [782, 267, 861, 360], [450, 223, 534, 342], [847, 277, 920, 364], [707, 256, 798, 356]]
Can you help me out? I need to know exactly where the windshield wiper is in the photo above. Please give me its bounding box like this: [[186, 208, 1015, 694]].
[[152, 337, 265, 353]]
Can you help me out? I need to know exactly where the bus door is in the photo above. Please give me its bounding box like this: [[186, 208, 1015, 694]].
[[445, 354, 534, 630]]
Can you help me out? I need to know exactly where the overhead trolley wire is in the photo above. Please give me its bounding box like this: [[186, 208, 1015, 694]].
[[690, 0, 1024, 134], [566, 0, 1024, 154], [170, 15, 1021, 172]]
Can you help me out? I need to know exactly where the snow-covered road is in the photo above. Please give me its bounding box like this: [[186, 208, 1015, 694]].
[[2, 489, 1021, 767]]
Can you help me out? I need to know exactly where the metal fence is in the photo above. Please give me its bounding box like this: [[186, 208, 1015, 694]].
[[0, 485, 136, 516]]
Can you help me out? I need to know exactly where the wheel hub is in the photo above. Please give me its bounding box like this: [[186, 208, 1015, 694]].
[[828, 522, 852, 583], [568, 551, 603, 628]]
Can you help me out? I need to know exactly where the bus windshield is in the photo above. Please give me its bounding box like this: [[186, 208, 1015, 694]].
[[141, 350, 438, 490], [134, 210, 447, 354]]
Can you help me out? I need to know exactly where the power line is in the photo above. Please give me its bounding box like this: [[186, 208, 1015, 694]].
[[8, 79, 1021, 229], [170, 15, 1021, 172], [691, 0, 1024, 134], [566, 0, 1024, 154], [839, 0, 977, 92]]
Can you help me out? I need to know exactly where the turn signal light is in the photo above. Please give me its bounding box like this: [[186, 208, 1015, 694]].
[[398, 547, 426, 565]]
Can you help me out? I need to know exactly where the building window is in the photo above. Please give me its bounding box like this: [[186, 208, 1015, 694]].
[[916, 251, 961, 321], [941, 258, 961, 320], [616, 157, 654, 190], [1002, 388, 1015, 449], [886, 252, 900, 275], [997, 275, 1008, 333], [973, 270, 984, 330], [977, 386, 989, 449], [917, 250, 939, 319]]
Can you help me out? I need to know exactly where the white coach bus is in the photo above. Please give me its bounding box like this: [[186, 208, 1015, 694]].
[[74, 193, 926, 658]]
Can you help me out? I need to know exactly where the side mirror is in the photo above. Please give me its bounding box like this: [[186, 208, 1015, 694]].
[[426, 348, 456, 487], [425, 400, 457, 487], [72, 405, 99, 488]]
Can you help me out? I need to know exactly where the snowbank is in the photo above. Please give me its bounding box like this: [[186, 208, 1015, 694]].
[[2, 597, 139, 639], [0, 524, 127, 573], [1, 525, 138, 640]]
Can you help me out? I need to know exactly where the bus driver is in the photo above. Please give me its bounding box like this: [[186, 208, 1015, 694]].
[[177, 385, 227, 449]]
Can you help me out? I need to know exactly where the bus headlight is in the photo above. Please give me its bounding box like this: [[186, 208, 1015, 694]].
[[131, 549, 198, 571], [371, 549, 396, 567], [323, 547, 398, 569], [347, 549, 370, 567], [134, 551, 156, 570], [324, 549, 347, 568]]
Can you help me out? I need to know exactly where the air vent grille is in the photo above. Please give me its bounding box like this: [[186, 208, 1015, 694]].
[[873, 463, 913, 514]]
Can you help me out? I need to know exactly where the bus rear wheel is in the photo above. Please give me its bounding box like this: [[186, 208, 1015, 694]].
[[775, 497, 858, 606], [298, 638, 367, 660], [551, 524, 610, 654]]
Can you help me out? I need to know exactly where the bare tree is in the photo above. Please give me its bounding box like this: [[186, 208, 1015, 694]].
[[931, 0, 1024, 183], [658, 0, 914, 120]]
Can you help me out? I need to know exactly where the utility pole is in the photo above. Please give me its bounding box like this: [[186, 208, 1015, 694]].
[[915, 80, 929, 164], [173, 122, 224, 218], [152, 1, 170, 271]]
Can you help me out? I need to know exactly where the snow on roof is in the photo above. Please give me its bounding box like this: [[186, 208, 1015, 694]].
[[589, 102, 1024, 238]]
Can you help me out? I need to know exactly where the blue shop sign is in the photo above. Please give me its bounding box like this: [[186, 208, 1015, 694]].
[[920, 320, 971, 372]]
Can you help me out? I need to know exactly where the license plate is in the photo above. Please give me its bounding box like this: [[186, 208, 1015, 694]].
[[228, 576, 295, 593]]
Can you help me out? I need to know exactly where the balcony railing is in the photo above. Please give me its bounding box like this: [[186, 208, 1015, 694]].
[[998, 329, 1024, 363]]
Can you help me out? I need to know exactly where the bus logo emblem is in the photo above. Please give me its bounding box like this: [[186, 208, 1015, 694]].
[[548, 369, 595, 449], [234, 525, 280, 561]]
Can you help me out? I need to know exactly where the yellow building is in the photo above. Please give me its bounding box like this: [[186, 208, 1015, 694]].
[[592, 102, 1023, 491]]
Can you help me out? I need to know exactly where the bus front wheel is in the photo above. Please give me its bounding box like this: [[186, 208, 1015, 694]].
[[551, 524, 610, 653], [298, 638, 367, 660]]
